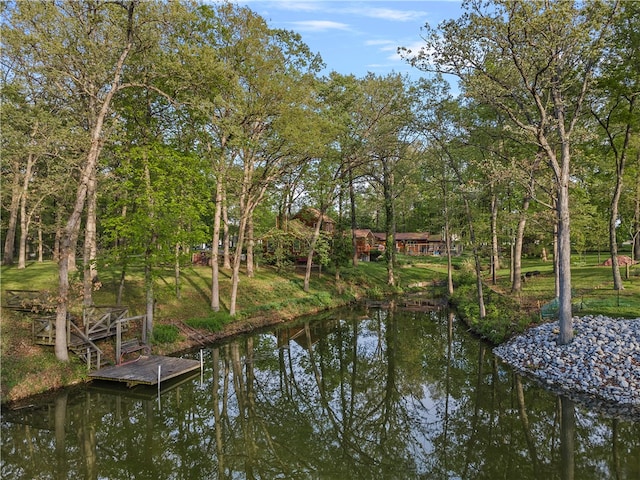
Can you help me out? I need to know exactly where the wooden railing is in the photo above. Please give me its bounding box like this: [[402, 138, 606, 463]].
[[32, 315, 58, 346], [3, 290, 55, 312], [69, 321, 104, 370], [31, 304, 148, 370], [115, 315, 148, 364], [83, 305, 129, 338]]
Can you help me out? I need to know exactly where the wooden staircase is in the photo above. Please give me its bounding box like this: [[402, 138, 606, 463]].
[[30, 305, 146, 370], [68, 321, 108, 370]]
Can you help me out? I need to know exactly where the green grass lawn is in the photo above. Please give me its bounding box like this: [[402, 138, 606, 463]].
[[492, 253, 640, 318]]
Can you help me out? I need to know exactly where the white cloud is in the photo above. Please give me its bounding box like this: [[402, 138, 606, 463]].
[[364, 38, 426, 63], [365, 39, 396, 47], [362, 8, 428, 22], [265, 1, 323, 13], [235, 0, 325, 16], [289, 20, 351, 32]]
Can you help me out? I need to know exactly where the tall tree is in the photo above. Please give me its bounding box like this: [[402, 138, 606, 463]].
[[412, 78, 486, 314], [214, 10, 323, 316], [0, 0, 195, 359], [359, 74, 416, 286], [589, 0, 639, 289], [409, 0, 619, 344]]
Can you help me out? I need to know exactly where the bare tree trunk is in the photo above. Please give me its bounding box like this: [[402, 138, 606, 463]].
[[230, 156, 253, 317], [445, 224, 454, 297], [635, 161, 640, 261], [447, 150, 485, 317], [490, 188, 499, 284], [174, 241, 181, 299], [607, 97, 635, 289], [18, 152, 35, 269], [2, 161, 21, 266], [67, 213, 80, 272], [556, 156, 573, 344], [117, 267, 126, 306], [37, 215, 43, 262], [465, 197, 486, 319], [511, 197, 530, 293], [211, 173, 223, 311], [55, 8, 135, 360], [54, 225, 61, 262], [304, 209, 324, 292], [349, 165, 358, 267], [383, 161, 396, 286], [144, 261, 154, 340], [56, 238, 72, 361], [83, 175, 97, 306], [609, 193, 624, 290], [246, 216, 254, 278], [228, 150, 272, 316], [222, 189, 231, 269], [17, 201, 31, 269], [441, 164, 454, 296], [229, 212, 248, 317], [553, 199, 560, 299], [634, 150, 640, 261]]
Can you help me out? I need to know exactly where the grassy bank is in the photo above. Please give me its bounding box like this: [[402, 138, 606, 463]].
[[1, 259, 446, 405], [451, 254, 640, 343], [2, 253, 638, 405]]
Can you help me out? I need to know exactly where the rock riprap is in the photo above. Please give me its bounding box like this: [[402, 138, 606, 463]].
[[493, 315, 640, 419]]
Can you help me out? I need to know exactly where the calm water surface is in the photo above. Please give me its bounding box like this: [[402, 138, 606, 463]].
[[2, 303, 639, 479]]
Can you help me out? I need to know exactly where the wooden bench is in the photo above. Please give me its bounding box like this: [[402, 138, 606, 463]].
[[118, 338, 150, 364]]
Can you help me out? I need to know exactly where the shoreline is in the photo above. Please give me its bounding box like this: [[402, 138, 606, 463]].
[[0, 303, 351, 409], [494, 315, 640, 421]]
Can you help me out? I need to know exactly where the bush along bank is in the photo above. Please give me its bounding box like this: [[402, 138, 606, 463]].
[[449, 274, 538, 344]]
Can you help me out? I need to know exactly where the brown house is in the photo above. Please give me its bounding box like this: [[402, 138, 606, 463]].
[[353, 229, 376, 261], [292, 207, 335, 233], [371, 232, 458, 256]]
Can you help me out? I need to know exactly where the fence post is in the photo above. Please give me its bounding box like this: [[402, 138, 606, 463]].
[[142, 315, 147, 343], [116, 320, 122, 364]]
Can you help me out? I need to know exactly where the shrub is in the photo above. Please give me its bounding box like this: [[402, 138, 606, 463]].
[[151, 324, 180, 344], [186, 312, 235, 332], [450, 283, 535, 344]]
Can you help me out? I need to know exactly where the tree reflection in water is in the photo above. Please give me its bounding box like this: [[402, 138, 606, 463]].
[[1, 305, 639, 479]]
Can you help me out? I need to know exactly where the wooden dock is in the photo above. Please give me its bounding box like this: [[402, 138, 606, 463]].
[[88, 355, 201, 387]]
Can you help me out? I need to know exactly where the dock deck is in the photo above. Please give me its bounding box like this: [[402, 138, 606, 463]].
[[88, 355, 201, 387]]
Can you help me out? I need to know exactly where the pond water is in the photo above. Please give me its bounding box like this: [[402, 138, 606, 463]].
[[2, 303, 639, 479]]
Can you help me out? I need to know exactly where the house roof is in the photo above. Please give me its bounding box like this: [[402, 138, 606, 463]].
[[373, 232, 432, 241], [353, 229, 374, 238], [293, 207, 335, 225], [395, 232, 431, 241]]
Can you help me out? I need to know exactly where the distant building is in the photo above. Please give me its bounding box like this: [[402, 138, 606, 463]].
[[353, 229, 376, 261], [292, 207, 335, 233], [372, 232, 462, 257]]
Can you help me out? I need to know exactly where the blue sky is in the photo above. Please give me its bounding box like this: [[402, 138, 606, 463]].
[[236, 1, 463, 80]]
